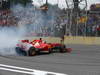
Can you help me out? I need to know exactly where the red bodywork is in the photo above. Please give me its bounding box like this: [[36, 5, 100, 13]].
[[31, 40, 72, 53], [16, 39, 72, 54], [30, 40, 52, 53]]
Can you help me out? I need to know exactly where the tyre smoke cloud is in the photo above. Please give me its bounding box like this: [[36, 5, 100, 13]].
[[0, 3, 59, 55], [0, 27, 22, 55], [11, 4, 59, 36]]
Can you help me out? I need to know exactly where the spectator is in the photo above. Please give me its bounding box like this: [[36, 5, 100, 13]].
[[96, 25, 100, 36]]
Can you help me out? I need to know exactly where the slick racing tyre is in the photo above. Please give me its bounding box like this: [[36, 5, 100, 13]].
[[15, 47, 27, 56], [48, 48, 52, 54], [59, 45, 66, 53], [28, 47, 36, 56]]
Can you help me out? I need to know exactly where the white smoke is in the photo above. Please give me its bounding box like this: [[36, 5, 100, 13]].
[[0, 27, 22, 55], [11, 4, 59, 36], [0, 3, 60, 55]]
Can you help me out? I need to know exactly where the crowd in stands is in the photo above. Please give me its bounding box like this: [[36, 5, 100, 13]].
[[0, 9, 17, 26], [86, 4, 100, 36], [77, 3, 100, 37], [77, 14, 100, 36], [0, 2, 100, 37]]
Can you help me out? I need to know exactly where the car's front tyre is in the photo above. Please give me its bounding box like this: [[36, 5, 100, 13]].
[[59, 45, 66, 53]]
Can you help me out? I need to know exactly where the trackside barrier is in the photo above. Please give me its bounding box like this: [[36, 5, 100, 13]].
[[24, 36, 100, 45]]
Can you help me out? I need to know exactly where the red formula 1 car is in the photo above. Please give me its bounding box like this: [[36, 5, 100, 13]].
[[15, 39, 72, 56]]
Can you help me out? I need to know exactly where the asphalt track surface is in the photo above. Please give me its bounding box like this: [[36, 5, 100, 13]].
[[0, 44, 100, 75]]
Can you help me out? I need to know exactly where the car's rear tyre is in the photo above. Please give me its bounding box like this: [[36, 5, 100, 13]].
[[48, 48, 52, 54], [15, 47, 27, 56], [28, 47, 36, 56]]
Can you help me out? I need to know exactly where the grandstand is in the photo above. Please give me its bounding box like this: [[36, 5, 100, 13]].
[[0, 0, 100, 36], [87, 3, 100, 36], [0, 0, 17, 26]]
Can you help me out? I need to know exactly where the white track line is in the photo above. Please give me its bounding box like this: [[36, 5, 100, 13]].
[[0, 64, 33, 71], [0, 67, 34, 74], [0, 64, 67, 75]]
